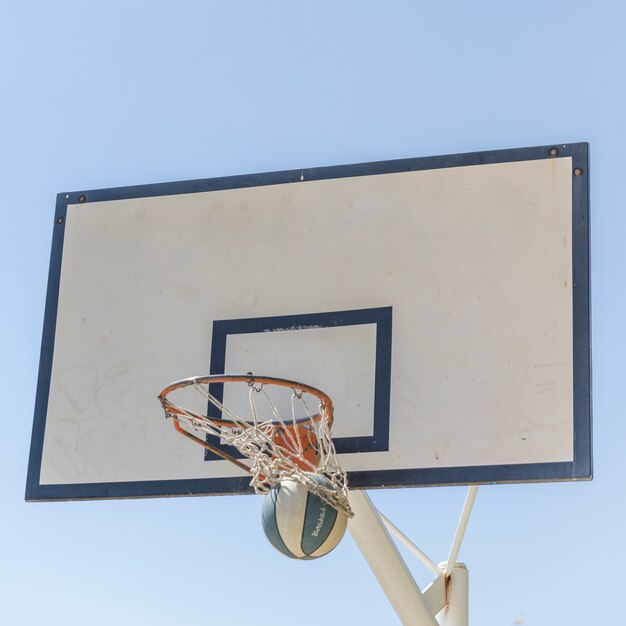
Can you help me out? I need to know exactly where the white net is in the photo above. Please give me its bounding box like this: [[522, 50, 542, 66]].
[[158, 375, 353, 517]]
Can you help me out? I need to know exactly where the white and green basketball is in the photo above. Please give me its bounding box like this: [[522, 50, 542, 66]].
[[262, 476, 348, 559]]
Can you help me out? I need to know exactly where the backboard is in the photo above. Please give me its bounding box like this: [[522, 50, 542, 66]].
[[26, 143, 591, 501]]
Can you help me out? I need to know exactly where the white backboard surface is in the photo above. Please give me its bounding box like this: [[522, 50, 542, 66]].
[[27, 143, 591, 500]]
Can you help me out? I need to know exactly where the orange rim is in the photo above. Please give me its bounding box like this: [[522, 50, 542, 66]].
[[158, 374, 334, 430], [158, 374, 334, 475]]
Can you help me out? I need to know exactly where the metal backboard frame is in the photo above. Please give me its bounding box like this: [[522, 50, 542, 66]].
[[26, 142, 591, 501]]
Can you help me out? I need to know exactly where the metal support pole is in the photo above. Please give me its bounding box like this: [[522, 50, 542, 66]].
[[348, 490, 439, 626], [435, 563, 468, 626], [445, 486, 478, 575], [437, 486, 476, 625], [379, 512, 441, 577]]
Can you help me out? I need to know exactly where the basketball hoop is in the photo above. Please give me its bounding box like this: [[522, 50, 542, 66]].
[[158, 375, 353, 517]]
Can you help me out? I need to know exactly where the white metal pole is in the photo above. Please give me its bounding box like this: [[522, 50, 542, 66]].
[[444, 486, 478, 575], [378, 512, 441, 577], [348, 490, 438, 626], [435, 563, 468, 626]]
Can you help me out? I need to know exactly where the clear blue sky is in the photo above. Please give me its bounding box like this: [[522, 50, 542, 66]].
[[2, 1, 624, 624]]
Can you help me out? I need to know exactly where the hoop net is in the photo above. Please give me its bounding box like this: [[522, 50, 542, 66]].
[[158, 375, 353, 517]]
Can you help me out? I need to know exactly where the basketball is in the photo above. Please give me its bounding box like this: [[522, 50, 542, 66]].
[[261, 476, 348, 559]]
